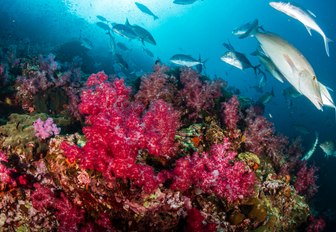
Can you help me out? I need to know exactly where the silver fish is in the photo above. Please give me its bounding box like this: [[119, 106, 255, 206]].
[[270, 1, 332, 56], [170, 54, 204, 67], [245, 22, 323, 110], [232, 19, 261, 39], [221, 42, 261, 75], [320, 141, 336, 157]]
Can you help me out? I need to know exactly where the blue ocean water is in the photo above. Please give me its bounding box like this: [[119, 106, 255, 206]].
[[0, 0, 336, 230]]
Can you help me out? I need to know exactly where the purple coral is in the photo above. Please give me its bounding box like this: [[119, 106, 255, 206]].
[[33, 118, 60, 140]]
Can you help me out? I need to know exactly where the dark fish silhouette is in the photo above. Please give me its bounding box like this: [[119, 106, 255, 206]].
[[135, 2, 159, 20]]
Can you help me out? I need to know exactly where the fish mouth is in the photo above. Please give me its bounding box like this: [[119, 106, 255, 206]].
[[269, 2, 281, 10]]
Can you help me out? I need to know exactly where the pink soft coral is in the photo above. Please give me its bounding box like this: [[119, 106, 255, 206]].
[[306, 216, 326, 232], [171, 138, 255, 203], [222, 95, 240, 130], [33, 118, 60, 140], [294, 163, 318, 198], [179, 68, 223, 119], [244, 107, 288, 168], [135, 65, 178, 107]]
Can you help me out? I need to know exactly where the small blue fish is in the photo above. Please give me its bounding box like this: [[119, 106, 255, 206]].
[[135, 2, 159, 20], [173, 0, 198, 5]]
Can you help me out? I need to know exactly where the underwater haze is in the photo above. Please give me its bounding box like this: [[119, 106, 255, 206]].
[[0, 0, 336, 231]]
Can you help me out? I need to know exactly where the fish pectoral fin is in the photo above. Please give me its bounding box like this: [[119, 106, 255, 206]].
[[283, 54, 298, 73], [304, 25, 312, 36], [307, 9, 316, 18]]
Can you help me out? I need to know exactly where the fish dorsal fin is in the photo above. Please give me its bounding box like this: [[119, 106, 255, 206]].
[[304, 25, 312, 36], [125, 18, 130, 26], [307, 9, 316, 18]]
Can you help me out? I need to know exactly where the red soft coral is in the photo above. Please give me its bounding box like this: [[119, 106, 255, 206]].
[[0, 152, 15, 187], [143, 99, 180, 158], [171, 138, 255, 203], [185, 208, 216, 232], [62, 72, 181, 193], [31, 183, 85, 232]]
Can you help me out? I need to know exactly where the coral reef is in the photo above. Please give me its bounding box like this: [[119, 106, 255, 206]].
[[0, 59, 321, 231]]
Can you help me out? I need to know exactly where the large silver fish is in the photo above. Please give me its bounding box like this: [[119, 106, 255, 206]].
[[270, 1, 332, 56], [245, 22, 323, 110]]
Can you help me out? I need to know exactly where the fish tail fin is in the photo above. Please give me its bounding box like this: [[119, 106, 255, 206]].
[[202, 58, 209, 67], [324, 36, 333, 57], [259, 25, 265, 32], [223, 41, 234, 51], [198, 54, 209, 67], [250, 50, 260, 56], [154, 15, 159, 20], [252, 64, 261, 76], [240, 18, 260, 39]]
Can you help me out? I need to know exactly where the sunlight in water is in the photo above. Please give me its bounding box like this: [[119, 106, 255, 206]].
[[62, 0, 193, 28]]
